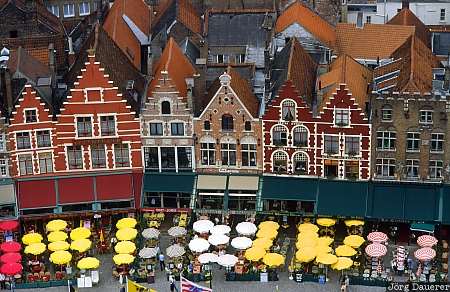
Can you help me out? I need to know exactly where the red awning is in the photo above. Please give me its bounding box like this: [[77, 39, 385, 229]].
[[58, 177, 95, 204], [96, 174, 133, 201], [17, 180, 56, 209]]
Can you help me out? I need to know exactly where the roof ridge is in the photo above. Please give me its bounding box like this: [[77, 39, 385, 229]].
[[165, 38, 174, 72], [286, 39, 295, 80]]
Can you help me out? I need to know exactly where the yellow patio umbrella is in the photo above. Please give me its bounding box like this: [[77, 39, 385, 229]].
[[296, 237, 318, 249], [315, 245, 332, 255], [335, 245, 357, 257], [70, 239, 92, 253], [113, 253, 135, 265], [298, 223, 319, 233], [316, 218, 336, 227], [252, 238, 273, 250], [48, 231, 68, 243], [24, 242, 46, 255], [116, 218, 137, 229], [245, 246, 266, 261], [70, 227, 91, 240], [22, 233, 43, 245], [256, 228, 277, 239], [317, 236, 334, 246], [77, 257, 100, 270], [295, 247, 316, 263], [316, 253, 338, 265], [258, 221, 280, 230], [116, 228, 138, 241], [48, 241, 70, 252], [297, 231, 319, 241], [114, 241, 136, 254], [50, 250, 72, 265], [332, 257, 353, 270], [46, 219, 67, 232], [262, 253, 284, 267], [343, 235, 365, 248], [344, 220, 364, 227]]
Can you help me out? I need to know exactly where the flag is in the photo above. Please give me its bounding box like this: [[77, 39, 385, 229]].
[[181, 276, 212, 292], [126, 278, 157, 292]]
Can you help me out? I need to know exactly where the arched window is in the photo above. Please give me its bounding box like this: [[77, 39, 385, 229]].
[[221, 114, 234, 131], [282, 100, 295, 121], [273, 151, 288, 173], [244, 121, 251, 131], [293, 126, 308, 147], [293, 152, 308, 174], [204, 121, 211, 130], [272, 125, 287, 146], [161, 101, 171, 115]]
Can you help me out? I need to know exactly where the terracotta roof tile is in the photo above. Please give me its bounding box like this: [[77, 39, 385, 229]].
[[152, 0, 202, 35], [148, 37, 196, 98], [335, 23, 415, 60], [275, 1, 336, 47], [387, 8, 430, 47], [318, 55, 372, 111], [9, 46, 51, 84]]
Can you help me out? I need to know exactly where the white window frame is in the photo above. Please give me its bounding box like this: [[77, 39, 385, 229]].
[[376, 131, 396, 151], [24, 108, 38, 123], [292, 151, 308, 174], [75, 115, 93, 138], [200, 142, 215, 166], [170, 121, 185, 137], [241, 143, 257, 167], [47, 4, 60, 17], [18, 153, 34, 176], [0, 159, 7, 176], [292, 126, 308, 147], [79, 2, 90, 16], [406, 132, 420, 152], [334, 108, 350, 127], [419, 110, 433, 124], [430, 133, 444, 153], [272, 125, 288, 146], [98, 114, 117, 137], [0, 134, 5, 152], [376, 158, 396, 178], [38, 151, 54, 174], [272, 151, 288, 173], [36, 129, 52, 148], [281, 100, 296, 121], [344, 136, 360, 156], [429, 160, 443, 179], [63, 3, 75, 17], [406, 159, 419, 179], [90, 144, 107, 169], [324, 135, 340, 155], [440, 8, 446, 22], [381, 106, 392, 122]]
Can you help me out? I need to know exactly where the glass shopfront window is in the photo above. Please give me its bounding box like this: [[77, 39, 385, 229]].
[[263, 200, 315, 214], [0, 204, 15, 218], [143, 192, 190, 209], [197, 195, 224, 210], [228, 194, 256, 211], [144, 192, 162, 207]]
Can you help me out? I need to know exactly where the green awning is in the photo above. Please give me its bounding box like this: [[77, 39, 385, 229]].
[[316, 180, 368, 217], [143, 173, 195, 193], [369, 183, 404, 220], [443, 186, 450, 224], [410, 223, 435, 233], [404, 185, 439, 222], [261, 176, 317, 201]]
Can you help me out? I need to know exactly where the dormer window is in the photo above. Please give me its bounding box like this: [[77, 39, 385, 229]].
[[161, 101, 171, 115], [281, 100, 295, 121], [25, 109, 37, 123], [334, 108, 349, 127]]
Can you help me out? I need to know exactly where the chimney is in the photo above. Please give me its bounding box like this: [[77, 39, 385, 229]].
[[68, 37, 76, 67], [96, 0, 102, 23], [48, 43, 56, 89], [0, 68, 13, 117], [185, 77, 194, 111], [444, 58, 450, 90], [341, 0, 348, 23], [402, 1, 409, 9], [356, 12, 364, 28]]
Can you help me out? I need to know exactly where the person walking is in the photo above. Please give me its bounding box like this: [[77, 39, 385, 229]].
[[0, 273, 5, 290], [159, 253, 165, 271], [169, 274, 178, 292]]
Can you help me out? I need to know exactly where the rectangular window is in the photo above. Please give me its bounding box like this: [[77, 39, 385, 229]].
[[170, 123, 184, 136], [160, 147, 176, 171], [366, 15, 371, 23], [406, 132, 420, 152], [334, 109, 350, 126], [0, 135, 5, 151], [345, 137, 360, 155], [144, 147, 159, 171], [441, 9, 446, 21], [431, 133, 444, 152], [376, 158, 396, 178], [91, 144, 106, 168], [216, 54, 228, 63], [324, 136, 339, 154], [406, 159, 419, 178], [345, 161, 359, 179], [47, 4, 60, 17], [376, 131, 396, 150], [149, 123, 163, 136], [221, 143, 236, 166], [177, 147, 192, 171], [114, 144, 130, 167], [16, 132, 31, 149], [100, 115, 116, 136], [79, 2, 90, 16], [18, 154, 33, 175], [419, 110, 433, 124], [36, 130, 51, 148], [201, 143, 215, 165], [76, 117, 92, 137], [429, 160, 443, 179], [25, 109, 37, 123], [38, 152, 53, 174], [235, 54, 245, 63], [241, 144, 257, 167], [63, 3, 75, 17], [67, 145, 83, 169], [0, 159, 6, 176], [381, 107, 392, 121]]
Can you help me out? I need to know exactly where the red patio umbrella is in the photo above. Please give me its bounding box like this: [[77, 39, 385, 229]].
[[365, 243, 387, 257], [0, 242, 21, 253], [0, 262, 22, 275], [414, 247, 436, 262], [0, 220, 19, 231], [0, 253, 21, 263], [417, 235, 438, 247], [367, 231, 388, 243]]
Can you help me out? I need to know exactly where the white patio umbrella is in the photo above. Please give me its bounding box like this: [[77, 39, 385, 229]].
[[167, 226, 187, 237], [193, 220, 214, 234], [198, 253, 219, 264], [417, 235, 438, 247], [414, 247, 436, 262], [142, 228, 160, 239], [210, 225, 231, 235], [231, 236, 252, 250], [189, 238, 210, 253], [139, 247, 159, 259], [217, 254, 238, 268], [208, 234, 230, 246], [166, 244, 186, 258], [236, 222, 257, 236]]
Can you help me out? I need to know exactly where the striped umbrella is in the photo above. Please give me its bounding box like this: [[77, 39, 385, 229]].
[[142, 228, 160, 240], [417, 235, 438, 247], [414, 247, 436, 262], [367, 232, 388, 243], [166, 244, 186, 258], [365, 243, 387, 257], [167, 227, 187, 237]]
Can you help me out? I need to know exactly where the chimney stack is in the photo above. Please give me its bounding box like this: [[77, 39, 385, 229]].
[[68, 37, 76, 67], [402, 1, 409, 9], [356, 12, 364, 28], [48, 43, 56, 91]]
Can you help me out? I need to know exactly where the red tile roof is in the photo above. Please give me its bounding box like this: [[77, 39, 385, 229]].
[[228, 67, 259, 118], [387, 8, 430, 48], [275, 1, 336, 47], [152, 0, 202, 35], [8, 46, 51, 83], [148, 37, 196, 98], [335, 23, 415, 60]]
